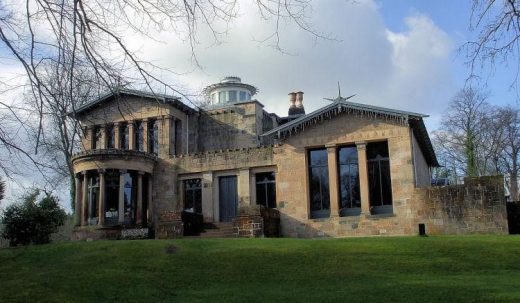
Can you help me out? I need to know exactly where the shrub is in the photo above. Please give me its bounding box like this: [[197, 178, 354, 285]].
[[1, 189, 66, 247]]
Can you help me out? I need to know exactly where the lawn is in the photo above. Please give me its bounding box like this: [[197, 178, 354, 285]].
[[0, 236, 519, 302]]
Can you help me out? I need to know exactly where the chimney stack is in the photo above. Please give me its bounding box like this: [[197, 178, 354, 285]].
[[288, 92, 296, 109], [288, 91, 305, 116]]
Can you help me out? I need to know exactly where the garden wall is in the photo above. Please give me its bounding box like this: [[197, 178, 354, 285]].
[[414, 176, 508, 235]]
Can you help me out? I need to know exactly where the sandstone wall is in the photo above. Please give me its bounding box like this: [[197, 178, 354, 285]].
[[274, 113, 417, 237], [413, 176, 508, 235]]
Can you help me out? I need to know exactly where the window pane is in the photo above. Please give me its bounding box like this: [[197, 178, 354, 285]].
[[255, 172, 276, 208], [239, 91, 247, 101], [229, 91, 237, 102], [367, 141, 393, 212], [184, 179, 202, 213], [381, 160, 393, 205], [219, 91, 226, 103], [107, 126, 115, 148], [338, 146, 357, 164], [309, 149, 328, 166], [339, 164, 360, 209], [309, 166, 330, 214], [367, 141, 389, 159]]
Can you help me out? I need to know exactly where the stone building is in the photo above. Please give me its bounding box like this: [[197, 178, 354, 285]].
[[71, 77, 508, 239]]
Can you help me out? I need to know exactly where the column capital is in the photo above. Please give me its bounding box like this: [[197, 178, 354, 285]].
[[97, 169, 106, 174], [119, 169, 127, 174], [138, 171, 145, 175], [142, 118, 149, 122], [113, 121, 121, 126], [325, 143, 336, 149], [81, 171, 88, 175], [356, 141, 367, 150]]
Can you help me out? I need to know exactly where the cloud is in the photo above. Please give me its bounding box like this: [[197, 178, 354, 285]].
[[127, 0, 457, 125]]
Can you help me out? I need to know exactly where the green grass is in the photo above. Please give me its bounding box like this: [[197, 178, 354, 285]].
[[0, 236, 519, 302]]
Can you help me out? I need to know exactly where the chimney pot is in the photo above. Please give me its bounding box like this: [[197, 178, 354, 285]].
[[288, 92, 296, 108], [295, 91, 304, 108]]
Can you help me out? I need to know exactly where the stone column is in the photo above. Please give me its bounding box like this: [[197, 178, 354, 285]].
[[81, 127, 90, 151], [114, 122, 121, 149], [147, 175, 153, 224], [326, 144, 339, 217], [98, 169, 106, 226], [238, 168, 251, 208], [142, 118, 149, 152], [137, 171, 144, 225], [100, 125, 107, 149], [171, 118, 178, 156], [250, 173, 257, 206], [88, 127, 95, 150], [160, 116, 170, 157], [356, 142, 370, 215], [128, 122, 135, 150], [202, 172, 214, 222], [81, 172, 88, 226], [74, 174, 81, 226], [119, 170, 126, 224]]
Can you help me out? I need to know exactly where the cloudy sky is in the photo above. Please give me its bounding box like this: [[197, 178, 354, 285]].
[[124, 0, 516, 129], [1, 0, 518, 211]]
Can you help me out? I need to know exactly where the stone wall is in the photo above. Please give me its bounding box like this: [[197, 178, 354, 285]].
[[413, 176, 508, 235], [196, 102, 264, 151]]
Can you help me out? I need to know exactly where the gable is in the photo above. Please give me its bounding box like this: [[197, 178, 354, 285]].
[[263, 99, 438, 167], [73, 88, 196, 121]]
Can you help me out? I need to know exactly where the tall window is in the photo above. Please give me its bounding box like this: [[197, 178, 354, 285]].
[[107, 125, 115, 149], [92, 126, 102, 149], [123, 172, 135, 224], [135, 121, 144, 151], [149, 120, 159, 155], [120, 123, 129, 150], [87, 175, 99, 223], [104, 170, 120, 225], [338, 146, 361, 216], [218, 91, 226, 103], [229, 90, 237, 102], [239, 91, 247, 101], [256, 172, 276, 208], [183, 179, 202, 213], [309, 149, 330, 218], [367, 141, 393, 214]]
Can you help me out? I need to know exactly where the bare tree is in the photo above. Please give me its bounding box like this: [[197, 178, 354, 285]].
[[0, 0, 326, 206], [433, 87, 490, 177], [497, 106, 520, 200], [466, 0, 520, 89]]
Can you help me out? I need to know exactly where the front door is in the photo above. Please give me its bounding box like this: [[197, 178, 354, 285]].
[[219, 176, 238, 222]]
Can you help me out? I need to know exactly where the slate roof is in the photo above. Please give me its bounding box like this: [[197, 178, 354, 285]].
[[262, 97, 439, 167], [73, 88, 196, 116]]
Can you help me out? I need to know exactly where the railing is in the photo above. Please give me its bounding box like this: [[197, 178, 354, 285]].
[[72, 149, 158, 161]]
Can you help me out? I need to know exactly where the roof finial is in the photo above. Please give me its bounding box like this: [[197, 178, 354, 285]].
[[324, 81, 356, 103]]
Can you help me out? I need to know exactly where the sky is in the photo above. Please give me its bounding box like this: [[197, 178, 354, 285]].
[[1, 0, 519, 211], [118, 0, 518, 129]]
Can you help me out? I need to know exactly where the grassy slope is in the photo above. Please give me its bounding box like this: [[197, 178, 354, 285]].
[[0, 236, 519, 303]]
